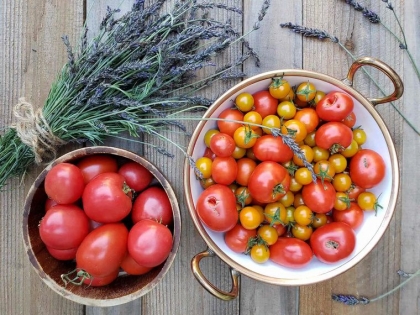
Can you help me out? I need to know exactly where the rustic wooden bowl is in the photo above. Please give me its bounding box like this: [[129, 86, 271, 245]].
[[22, 146, 181, 307]]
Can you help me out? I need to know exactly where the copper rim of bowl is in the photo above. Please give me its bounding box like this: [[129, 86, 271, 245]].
[[183, 69, 399, 286], [22, 146, 182, 306]]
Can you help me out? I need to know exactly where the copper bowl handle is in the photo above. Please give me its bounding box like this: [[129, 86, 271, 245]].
[[343, 56, 404, 106], [191, 248, 240, 301]]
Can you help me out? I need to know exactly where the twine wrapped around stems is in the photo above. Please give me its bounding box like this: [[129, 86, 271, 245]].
[[11, 98, 67, 164]]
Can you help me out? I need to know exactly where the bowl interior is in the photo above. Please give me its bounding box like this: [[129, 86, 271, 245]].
[[23, 147, 181, 306], [185, 70, 398, 285]]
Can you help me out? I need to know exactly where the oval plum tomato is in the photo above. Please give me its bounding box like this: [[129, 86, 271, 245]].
[[310, 221, 356, 264], [118, 161, 154, 192], [196, 184, 238, 232], [44, 163, 85, 204], [224, 223, 257, 253], [132, 186, 173, 226], [217, 108, 244, 137], [332, 202, 364, 230], [315, 91, 354, 122], [77, 267, 119, 287], [302, 179, 336, 214], [211, 156, 237, 185], [252, 135, 294, 163], [46, 246, 78, 261], [39, 204, 90, 250], [349, 149, 386, 189], [269, 77, 291, 99], [82, 173, 132, 223], [294, 108, 320, 133], [248, 161, 290, 204], [128, 219, 173, 268], [77, 154, 118, 184], [315, 121, 353, 153], [252, 90, 278, 118], [76, 223, 129, 277], [270, 237, 313, 268], [121, 253, 152, 275], [236, 157, 257, 186], [210, 132, 236, 157]]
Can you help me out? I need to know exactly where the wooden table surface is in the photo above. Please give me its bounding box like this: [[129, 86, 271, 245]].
[[1, 0, 419, 314]]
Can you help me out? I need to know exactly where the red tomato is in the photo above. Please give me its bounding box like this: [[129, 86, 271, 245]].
[[217, 108, 244, 137], [349, 149, 386, 189], [310, 222, 356, 264], [76, 223, 128, 277], [248, 161, 290, 204], [203, 147, 216, 160], [46, 246, 77, 261], [77, 154, 118, 184], [342, 111, 357, 128], [211, 156, 237, 185], [39, 204, 90, 250], [128, 219, 173, 268], [252, 135, 294, 163], [294, 108, 320, 133], [347, 184, 366, 200], [224, 223, 257, 253], [78, 268, 119, 287], [236, 157, 257, 186], [44, 198, 59, 212], [131, 186, 173, 226], [82, 173, 132, 223], [118, 161, 154, 192], [253, 90, 278, 118], [196, 184, 238, 232], [315, 91, 354, 122], [270, 237, 313, 268], [44, 163, 85, 204], [315, 121, 353, 152], [209, 132, 236, 157], [121, 252, 153, 275], [332, 202, 364, 230], [302, 179, 336, 214]]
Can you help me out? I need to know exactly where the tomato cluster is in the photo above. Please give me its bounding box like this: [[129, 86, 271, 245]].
[[39, 154, 174, 286], [195, 78, 386, 267]]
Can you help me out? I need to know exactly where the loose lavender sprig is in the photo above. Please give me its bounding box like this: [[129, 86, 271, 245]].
[[342, 0, 380, 23], [332, 269, 420, 305], [341, 0, 420, 81], [280, 22, 420, 137]]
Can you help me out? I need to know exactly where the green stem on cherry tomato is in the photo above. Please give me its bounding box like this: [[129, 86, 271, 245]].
[[61, 268, 92, 287]]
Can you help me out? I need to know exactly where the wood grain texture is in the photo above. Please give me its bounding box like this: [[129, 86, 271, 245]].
[[1, 0, 418, 314], [0, 1, 84, 315]]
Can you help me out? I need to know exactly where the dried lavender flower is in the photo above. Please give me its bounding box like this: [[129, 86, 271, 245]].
[[280, 22, 339, 43], [332, 294, 370, 305], [342, 0, 380, 23]]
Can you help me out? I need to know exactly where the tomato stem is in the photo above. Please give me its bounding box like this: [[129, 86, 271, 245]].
[[61, 268, 92, 287]]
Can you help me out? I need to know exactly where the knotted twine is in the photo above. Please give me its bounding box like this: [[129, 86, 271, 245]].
[[11, 98, 67, 164]]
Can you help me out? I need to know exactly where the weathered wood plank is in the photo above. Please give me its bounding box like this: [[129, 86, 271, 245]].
[[299, 0, 405, 314], [400, 0, 420, 314], [0, 1, 84, 315]]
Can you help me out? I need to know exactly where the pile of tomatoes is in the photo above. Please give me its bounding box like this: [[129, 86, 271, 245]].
[[39, 154, 174, 286], [195, 78, 386, 268]]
